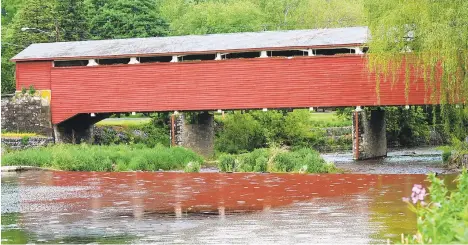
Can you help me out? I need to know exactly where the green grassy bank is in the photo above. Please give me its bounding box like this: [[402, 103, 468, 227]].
[[218, 147, 338, 173], [1, 144, 203, 172], [1, 144, 336, 174]]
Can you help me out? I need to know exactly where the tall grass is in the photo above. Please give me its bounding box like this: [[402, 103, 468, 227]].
[[218, 147, 337, 173], [1, 144, 204, 172]]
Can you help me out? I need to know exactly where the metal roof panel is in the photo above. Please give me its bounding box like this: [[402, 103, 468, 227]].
[[12, 26, 369, 61]]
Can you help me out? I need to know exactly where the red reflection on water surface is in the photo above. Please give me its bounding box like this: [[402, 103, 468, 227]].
[[18, 171, 427, 215]]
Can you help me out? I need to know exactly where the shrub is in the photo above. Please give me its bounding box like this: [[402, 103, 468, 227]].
[[184, 161, 201, 173], [215, 112, 265, 154], [215, 110, 345, 154], [386, 106, 430, 147], [440, 138, 468, 169], [20, 136, 30, 145], [236, 148, 269, 172], [217, 147, 336, 174], [218, 154, 236, 172], [401, 169, 468, 244], [28, 85, 36, 95]]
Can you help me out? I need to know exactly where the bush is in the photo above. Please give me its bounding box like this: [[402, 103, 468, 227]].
[[218, 154, 236, 172], [217, 147, 336, 173], [440, 138, 468, 169], [20, 136, 30, 145], [401, 169, 468, 244], [1, 144, 203, 172], [215, 110, 344, 154], [236, 148, 269, 172], [386, 106, 430, 147], [184, 161, 201, 173], [215, 112, 265, 154]]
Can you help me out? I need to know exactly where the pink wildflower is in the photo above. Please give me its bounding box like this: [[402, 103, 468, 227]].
[[410, 184, 427, 204]]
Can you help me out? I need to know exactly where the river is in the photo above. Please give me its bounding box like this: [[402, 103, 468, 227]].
[[1, 168, 456, 244]]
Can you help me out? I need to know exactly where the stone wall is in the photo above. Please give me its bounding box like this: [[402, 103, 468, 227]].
[[1, 94, 52, 136], [1, 136, 54, 151]]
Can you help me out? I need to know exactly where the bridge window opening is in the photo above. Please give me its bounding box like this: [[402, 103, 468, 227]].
[[315, 48, 355, 56], [139, 56, 173, 63], [362, 47, 369, 53], [98, 58, 130, 65], [225, 52, 259, 59], [180, 54, 216, 62], [270, 50, 306, 57], [54, 60, 88, 67]]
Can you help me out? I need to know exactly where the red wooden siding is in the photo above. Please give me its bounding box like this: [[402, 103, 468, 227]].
[[48, 55, 432, 124], [16, 61, 52, 90]]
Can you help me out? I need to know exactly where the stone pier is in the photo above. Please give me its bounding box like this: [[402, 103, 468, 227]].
[[173, 112, 214, 157], [352, 108, 387, 160]]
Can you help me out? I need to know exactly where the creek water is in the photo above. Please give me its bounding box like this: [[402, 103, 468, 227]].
[[1, 169, 456, 244]]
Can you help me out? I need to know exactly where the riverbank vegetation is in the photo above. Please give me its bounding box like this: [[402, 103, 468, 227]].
[[1, 144, 338, 174], [93, 114, 170, 147], [1, 144, 203, 172], [401, 169, 468, 244], [440, 138, 468, 170], [215, 110, 351, 154], [218, 147, 337, 173]]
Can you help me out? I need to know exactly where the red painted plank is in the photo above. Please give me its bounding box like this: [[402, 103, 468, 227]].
[[19, 56, 435, 124], [16, 61, 52, 90]]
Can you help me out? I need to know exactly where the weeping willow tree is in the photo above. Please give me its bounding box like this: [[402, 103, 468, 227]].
[[365, 0, 468, 139]]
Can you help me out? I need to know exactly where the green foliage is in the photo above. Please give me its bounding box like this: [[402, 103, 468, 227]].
[[1, 0, 25, 26], [20, 136, 30, 145], [440, 138, 468, 169], [2, 0, 56, 94], [440, 105, 468, 141], [162, 0, 265, 35], [385, 106, 430, 147], [283, 109, 325, 147], [184, 161, 201, 173], [366, 0, 468, 104], [402, 169, 468, 244], [218, 147, 336, 173], [236, 148, 269, 172], [215, 110, 351, 154], [217, 154, 236, 172], [55, 0, 89, 41], [87, 0, 169, 39], [1, 144, 204, 172], [28, 85, 36, 95], [94, 114, 170, 147], [161, 0, 365, 35], [215, 112, 265, 154]]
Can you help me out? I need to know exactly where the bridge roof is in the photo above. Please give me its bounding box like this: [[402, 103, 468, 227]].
[[12, 26, 368, 61]]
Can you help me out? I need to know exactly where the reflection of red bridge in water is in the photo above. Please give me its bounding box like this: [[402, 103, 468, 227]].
[[21, 171, 425, 215]]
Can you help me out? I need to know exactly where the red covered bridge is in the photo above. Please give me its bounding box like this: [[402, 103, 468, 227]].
[[11, 26, 433, 159]]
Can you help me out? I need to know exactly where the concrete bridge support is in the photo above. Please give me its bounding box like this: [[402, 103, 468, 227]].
[[53, 113, 110, 144], [352, 108, 387, 160], [173, 112, 214, 157]]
